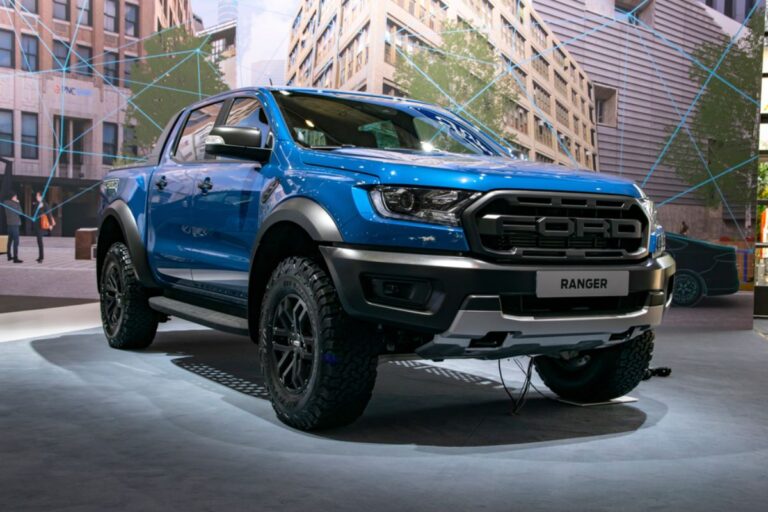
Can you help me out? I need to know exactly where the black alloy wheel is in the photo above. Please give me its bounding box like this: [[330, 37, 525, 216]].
[[270, 294, 316, 394]]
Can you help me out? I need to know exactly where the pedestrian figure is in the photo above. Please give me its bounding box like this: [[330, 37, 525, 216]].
[[32, 191, 55, 263], [680, 221, 689, 236], [3, 192, 23, 263]]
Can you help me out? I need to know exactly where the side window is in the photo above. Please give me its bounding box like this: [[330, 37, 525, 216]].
[[225, 97, 272, 148], [174, 101, 224, 162]]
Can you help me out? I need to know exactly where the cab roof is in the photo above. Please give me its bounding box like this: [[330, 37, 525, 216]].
[[200, 86, 432, 108]]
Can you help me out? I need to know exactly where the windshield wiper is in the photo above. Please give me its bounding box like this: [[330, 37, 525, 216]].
[[309, 144, 358, 150]]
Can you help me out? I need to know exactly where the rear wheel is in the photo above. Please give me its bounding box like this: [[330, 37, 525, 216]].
[[533, 330, 654, 403], [672, 271, 705, 307], [99, 242, 158, 350], [259, 256, 380, 431]]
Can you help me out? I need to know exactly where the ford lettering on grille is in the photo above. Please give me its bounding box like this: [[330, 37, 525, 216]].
[[479, 215, 643, 239], [463, 192, 650, 261]]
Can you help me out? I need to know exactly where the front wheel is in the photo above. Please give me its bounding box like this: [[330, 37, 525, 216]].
[[259, 256, 380, 431], [533, 331, 655, 403]]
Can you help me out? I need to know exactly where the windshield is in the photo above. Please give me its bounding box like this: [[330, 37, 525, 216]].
[[271, 91, 502, 156]]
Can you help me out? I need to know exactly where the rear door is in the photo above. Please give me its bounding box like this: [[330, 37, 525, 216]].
[[185, 95, 275, 298], [146, 100, 226, 286]]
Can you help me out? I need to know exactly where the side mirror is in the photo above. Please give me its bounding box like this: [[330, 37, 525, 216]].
[[205, 126, 272, 163]]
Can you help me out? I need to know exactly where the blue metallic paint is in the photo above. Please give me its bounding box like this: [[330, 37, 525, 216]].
[[100, 86, 665, 289]]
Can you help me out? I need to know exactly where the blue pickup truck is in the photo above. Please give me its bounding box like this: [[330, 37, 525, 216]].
[[97, 87, 675, 430]]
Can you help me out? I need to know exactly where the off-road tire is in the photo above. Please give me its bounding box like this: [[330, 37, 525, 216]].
[[259, 256, 380, 431], [100, 242, 158, 350], [533, 330, 655, 402]]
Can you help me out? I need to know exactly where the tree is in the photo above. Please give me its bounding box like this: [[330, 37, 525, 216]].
[[394, 21, 519, 147], [660, 10, 764, 229], [759, 162, 768, 200], [122, 27, 229, 158]]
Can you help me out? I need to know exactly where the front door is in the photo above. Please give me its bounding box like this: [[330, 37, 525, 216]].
[[147, 100, 225, 286], [186, 95, 275, 299]]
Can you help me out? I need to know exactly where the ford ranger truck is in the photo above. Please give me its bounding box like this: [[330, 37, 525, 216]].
[[97, 88, 675, 431]]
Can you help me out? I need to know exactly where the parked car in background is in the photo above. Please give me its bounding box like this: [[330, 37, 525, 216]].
[[665, 233, 740, 307]]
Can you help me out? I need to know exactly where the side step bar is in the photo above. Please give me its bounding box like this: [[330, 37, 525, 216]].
[[148, 296, 249, 336]]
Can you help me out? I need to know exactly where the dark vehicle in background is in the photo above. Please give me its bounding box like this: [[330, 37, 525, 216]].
[[666, 233, 740, 307]]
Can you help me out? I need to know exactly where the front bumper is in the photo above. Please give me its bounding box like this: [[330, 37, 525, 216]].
[[320, 247, 676, 358]]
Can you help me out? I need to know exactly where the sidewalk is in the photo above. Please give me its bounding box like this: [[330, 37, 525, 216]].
[[0, 236, 97, 300]]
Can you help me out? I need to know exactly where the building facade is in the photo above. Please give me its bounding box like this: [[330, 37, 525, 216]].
[[197, 18, 237, 88], [533, 0, 748, 239], [285, 0, 599, 169], [0, 0, 191, 235]]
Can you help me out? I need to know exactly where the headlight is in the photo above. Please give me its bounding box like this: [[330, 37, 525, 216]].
[[369, 186, 481, 226], [639, 195, 666, 256]]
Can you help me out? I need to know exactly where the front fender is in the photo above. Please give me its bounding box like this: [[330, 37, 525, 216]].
[[99, 200, 157, 289], [254, 197, 343, 248]]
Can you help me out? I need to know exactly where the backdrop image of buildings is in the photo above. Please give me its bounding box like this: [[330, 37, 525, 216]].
[[533, 0, 761, 240], [0, 0, 192, 235], [284, 0, 599, 169]]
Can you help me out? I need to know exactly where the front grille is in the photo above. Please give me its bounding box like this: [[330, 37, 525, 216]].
[[463, 192, 649, 262], [501, 292, 649, 318]]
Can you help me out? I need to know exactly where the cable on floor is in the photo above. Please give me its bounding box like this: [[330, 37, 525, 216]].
[[497, 357, 534, 414]]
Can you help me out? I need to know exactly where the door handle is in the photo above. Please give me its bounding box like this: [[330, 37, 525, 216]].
[[155, 176, 168, 190], [197, 177, 213, 194]]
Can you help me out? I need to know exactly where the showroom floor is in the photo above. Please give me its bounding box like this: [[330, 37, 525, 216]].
[[1, 297, 767, 511]]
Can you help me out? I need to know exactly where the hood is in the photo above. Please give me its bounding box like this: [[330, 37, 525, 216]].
[[300, 148, 642, 197]]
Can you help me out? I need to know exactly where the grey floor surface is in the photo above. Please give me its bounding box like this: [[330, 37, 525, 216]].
[[1, 319, 767, 512]]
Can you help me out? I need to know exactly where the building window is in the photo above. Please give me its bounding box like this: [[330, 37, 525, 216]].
[[508, 141, 529, 160], [531, 51, 549, 79], [384, 19, 421, 67], [76, 0, 91, 26], [555, 101, 570, 127], [531, 21, 547, 48], [705, 0, 714, 6], [53, 0, 69, 21], [124, 56, 135, 85], [599, 0, 655, 27], [595, 84, 618, 126], [21, 112, 38, 159], [339, 23, 370, 83], [104, 0, 118, 33], [534, 116, 553, 146], [21, 35, 38, 72], [533, 82, 551, 114], [53, 40, 70, 71], [16, 0, 37, 13], [123, 126, 138, 157], [507, 102, 529, 134], [125, 3, 139, 37], [383, 83, 406, 98], [535, 152, 554, 164], [76, 45, 92, 76], [745, 0, 755, 17], [103, 52, 119, 86], [103, 123, 118, 165], [0, 29, 13, 68], [723, 0, 733, 17], [0, 110, 12, 157]]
